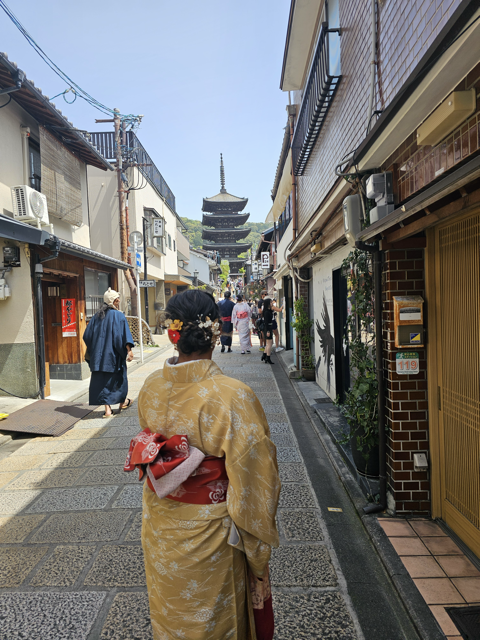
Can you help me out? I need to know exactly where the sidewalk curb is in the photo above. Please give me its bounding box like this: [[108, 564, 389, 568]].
[[276, 353, 445, 640]]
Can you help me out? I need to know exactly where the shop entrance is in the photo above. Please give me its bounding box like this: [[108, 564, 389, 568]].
[[332, 268, 350, 403], [430, 211, 480, 557]]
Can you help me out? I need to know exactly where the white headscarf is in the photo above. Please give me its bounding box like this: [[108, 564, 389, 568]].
[[104, 287, 120, 309]]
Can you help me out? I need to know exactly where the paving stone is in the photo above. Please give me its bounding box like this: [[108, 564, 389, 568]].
[[268, 422, 291, 434], [276, 447, 302, 463], [279, 464, 308, 483], [271, 433, 296, 447], [85, 545, 146, 586], [79, 466, 138, 486], [40, 451, 93, 468], [272, 592, 357, 639], [117, 417, 142, 426], [279, 510, 324, 541], [30, 545, 96, 586], [0, 471, 19, 489], [279, 484, 316, 508], [0, 455, 49, 472], [270, 545, 337, 587], [6, 467, 85, 490], [52, 438, 116, 453], [57, 427, 107, 440], [100, 592, 153, 640], [0, 514, 45, 543], [29, 510, 131, 543], [0, 591, 106, 640], [13, 441, 56, 456], [103, 424, 141, 437], [0, 546, 48, 586], [74, 417, 111, 428], [109, 436, 135, 450], [86, 450, 129, 467], [113, 485, 143, 509], [266, 412, 289, 422], [125, 512, 143, 541], [26, 486, 118, 513], [0, 490, 42, 515]]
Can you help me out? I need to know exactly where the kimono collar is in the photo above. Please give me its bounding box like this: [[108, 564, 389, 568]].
[[162, 357, 223, 383]]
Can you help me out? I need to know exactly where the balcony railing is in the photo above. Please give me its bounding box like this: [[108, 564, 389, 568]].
[[292, 23, 342, 176], [90, 131, 176, 212]]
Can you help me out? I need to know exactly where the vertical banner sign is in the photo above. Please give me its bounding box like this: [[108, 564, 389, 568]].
[[153, 218, 164, 237], [261, 252, 270, 269], [61, 299, 77, 337], [252, 261, 258, 273]]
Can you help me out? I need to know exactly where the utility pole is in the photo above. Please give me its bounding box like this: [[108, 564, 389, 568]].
[[143, 216, 149, 324]]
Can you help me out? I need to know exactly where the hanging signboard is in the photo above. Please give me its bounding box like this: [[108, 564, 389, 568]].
[[395, 352, 419, 375], [139, 280, 156, 288], [61, 298, 77, 337], [261, 252, 270, 269], [252, 261, 258, 273], [153, 218, 164, 237]]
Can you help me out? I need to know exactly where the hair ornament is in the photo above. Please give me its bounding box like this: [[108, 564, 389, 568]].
[[165, 318, 183, 346]]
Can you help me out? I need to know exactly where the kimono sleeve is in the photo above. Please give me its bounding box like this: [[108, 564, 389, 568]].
[[113, 313, 134, 358], [222, 392, 281, 574], [231, 305, 237, 325]]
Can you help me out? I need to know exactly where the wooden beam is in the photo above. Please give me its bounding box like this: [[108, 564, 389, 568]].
[[386, 187, 480, 243]]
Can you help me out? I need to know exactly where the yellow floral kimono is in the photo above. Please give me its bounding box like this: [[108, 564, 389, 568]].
[[138, 357, 280, 640]]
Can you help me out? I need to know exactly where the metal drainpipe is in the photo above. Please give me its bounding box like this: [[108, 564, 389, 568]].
[[34, 260, 46, 399], [289, 110, 300, 371], [363, 247, 387, 514]]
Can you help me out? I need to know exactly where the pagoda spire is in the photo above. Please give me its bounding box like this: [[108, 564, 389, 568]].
[[220, 153, 226, 193]]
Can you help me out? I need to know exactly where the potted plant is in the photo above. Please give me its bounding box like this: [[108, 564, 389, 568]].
[[301, 354, 316, 381], [337, 249, 379, 478], [291, 297, 315, 380]]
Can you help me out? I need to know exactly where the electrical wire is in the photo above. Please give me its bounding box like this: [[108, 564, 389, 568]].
[[0, 94, 11, 109], [0, 385, 36, 399], [0, 0, 141, 126]]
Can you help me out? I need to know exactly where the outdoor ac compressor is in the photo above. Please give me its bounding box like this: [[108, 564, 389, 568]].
[[0, 278, 11, 300]]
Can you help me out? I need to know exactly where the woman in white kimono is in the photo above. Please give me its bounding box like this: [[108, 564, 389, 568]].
[[232, 294, 252, 354]]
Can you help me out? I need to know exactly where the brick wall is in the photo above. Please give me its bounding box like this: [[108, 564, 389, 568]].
[[298, 268, 311, 360], [295, 0, 463, 232], [383, 247, 430, 514]]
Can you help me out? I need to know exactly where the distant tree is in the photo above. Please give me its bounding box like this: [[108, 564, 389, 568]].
[[219, 260, 230, 287]]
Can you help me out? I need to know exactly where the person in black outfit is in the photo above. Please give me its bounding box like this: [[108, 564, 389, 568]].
[[218, 291, 235, 353], [261, 298, 283, 365]]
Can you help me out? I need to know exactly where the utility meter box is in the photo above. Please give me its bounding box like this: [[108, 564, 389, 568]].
[[393, 296, 424, 348]]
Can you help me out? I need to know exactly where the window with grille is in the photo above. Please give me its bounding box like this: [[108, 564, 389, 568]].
[[85, 268, 111, 319]]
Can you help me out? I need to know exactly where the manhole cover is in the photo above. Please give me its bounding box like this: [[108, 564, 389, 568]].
[[0, 400, 96, 437], [446, 605, 480, 639], [314, 397, 332, 404]]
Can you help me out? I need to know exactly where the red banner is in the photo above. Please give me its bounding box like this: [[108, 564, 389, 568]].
[[61, 298, 77, 337]]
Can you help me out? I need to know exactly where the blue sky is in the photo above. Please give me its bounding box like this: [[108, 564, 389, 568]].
[[1, 0, 291, 222]]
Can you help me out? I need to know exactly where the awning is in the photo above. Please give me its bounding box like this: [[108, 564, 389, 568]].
[[0, 214, 55, 245], [165, 274, 191, 286], [266, 150, 292, 223], [58, 239, 131, 270]]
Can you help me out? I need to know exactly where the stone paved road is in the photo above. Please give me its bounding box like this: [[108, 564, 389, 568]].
[[0, 337, 391, 639]]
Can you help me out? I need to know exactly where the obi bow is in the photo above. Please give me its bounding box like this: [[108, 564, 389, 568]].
[[124, 428, 205, 499]]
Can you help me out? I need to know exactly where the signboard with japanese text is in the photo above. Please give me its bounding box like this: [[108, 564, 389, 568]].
[[261, 252, 270, 269], [252, 261, 258, 273], [153, 218, 164, 237], [139, 280, 156, 288], [61, 299, 76, 337], [396, 352, 419, 375]]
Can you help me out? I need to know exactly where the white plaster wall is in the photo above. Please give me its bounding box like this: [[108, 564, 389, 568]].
[[87, 166, 121, 261], [189, 251, 210, 284], [312, 244, 351, 400], [275, 221, 293, 274], [0, 238, 35, 344]]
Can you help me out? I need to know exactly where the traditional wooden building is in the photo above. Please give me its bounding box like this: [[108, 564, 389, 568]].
[[202, 156, 251, 277]]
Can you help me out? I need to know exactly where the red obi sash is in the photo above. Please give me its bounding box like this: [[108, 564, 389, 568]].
[[236, 311, 248, 319], [124, 428, 228, 505], [222, 316, 232, 322]]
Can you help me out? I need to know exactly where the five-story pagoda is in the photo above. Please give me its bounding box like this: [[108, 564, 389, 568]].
[[202, 155, 251, 277]]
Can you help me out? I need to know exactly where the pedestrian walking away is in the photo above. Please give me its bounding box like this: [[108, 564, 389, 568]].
[[83, 287, 134, 418], [257, 290, 267, 351], [218, 289, 235, 353], [261, 298, 283, 365], [128, 289, 280, 640], [232, 293, 252, 354]]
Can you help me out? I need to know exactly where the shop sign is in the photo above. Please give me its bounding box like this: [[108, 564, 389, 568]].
[[139, 280, 156, 288], [153, 218, 164, 237], [261, 252, 270, 269], [395, 351, 419, 375], [252, 261, 258, 273], [61, 298, 77, 337]]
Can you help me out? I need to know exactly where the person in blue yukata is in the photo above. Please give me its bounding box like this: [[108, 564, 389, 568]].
[[83, 287, 134, 418], [218, 290, 235, 353]]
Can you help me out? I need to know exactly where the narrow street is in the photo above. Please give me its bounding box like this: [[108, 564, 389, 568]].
[[0, 336, 420, 640]]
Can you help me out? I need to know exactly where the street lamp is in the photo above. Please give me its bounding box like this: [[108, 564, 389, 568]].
[[193, 269, 199, 287]]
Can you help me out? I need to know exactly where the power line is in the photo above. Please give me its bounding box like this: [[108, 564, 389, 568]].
[[0, 0, 141, 126]]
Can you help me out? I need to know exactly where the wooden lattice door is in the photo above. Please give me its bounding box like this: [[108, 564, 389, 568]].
[[435, 211, 480, 556]]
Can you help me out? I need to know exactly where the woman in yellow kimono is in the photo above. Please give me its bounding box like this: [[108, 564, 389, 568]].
[[135, 289, 280, 640]]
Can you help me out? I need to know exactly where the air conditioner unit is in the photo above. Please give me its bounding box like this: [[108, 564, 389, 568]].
[[11, 185, 49, 226]]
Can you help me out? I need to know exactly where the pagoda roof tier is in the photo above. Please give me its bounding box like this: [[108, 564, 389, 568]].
[[228, 258, 245, 265], [202, 212, 250, 227], [202, 228, 251, 242], [202, 242, 252, 254], [202, 192, 248, 213]]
